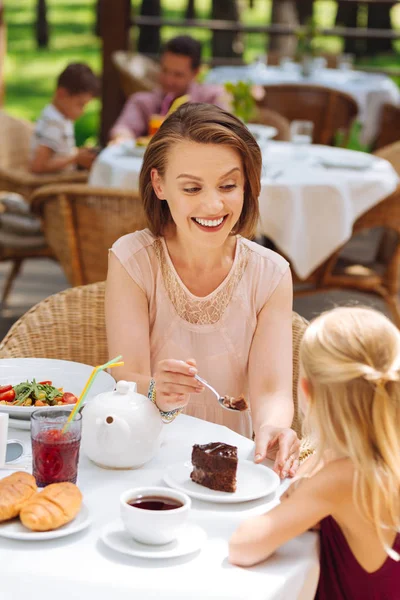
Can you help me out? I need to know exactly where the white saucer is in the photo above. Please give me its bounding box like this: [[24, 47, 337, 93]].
[[0, 503, 91, 541], [101, 520, 206, 559], [163, 460, 280, 503]]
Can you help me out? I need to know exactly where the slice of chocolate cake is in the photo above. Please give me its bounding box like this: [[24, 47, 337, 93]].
[[222, 395, 248, 411], [190, 442, 238, 493]]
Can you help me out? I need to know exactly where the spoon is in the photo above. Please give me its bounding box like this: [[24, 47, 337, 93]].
[[194, 374, 245, 413]]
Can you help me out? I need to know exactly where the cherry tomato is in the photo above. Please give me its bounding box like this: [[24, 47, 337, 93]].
[[34, 400, 46, 407], [0, 389, 16, 402], [0, 385, 12, 394], [62, 392, 78, 404], [39, 381, 52, 385]]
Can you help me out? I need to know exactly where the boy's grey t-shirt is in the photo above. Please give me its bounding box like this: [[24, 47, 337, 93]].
[[31, 103, 76, 168]]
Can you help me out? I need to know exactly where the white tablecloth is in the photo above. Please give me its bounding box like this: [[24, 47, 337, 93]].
[[1, 415, 319, 600], [205, 64, 400, 146], [89, 142, 398, 279]]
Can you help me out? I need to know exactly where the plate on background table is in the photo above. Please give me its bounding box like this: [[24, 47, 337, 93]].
[[0, 503, 91, 541], [247, 123, 278, 143], [163, 460, 280, 503], [0, 358, 115, 421], [101, 520, 206, 559]]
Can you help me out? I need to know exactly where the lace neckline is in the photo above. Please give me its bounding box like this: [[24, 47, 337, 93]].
[[160, 236, 241, 300], [153, 236, 251, 325]]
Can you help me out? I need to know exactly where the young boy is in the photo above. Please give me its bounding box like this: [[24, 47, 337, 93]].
[[30, 63, 100, 173]]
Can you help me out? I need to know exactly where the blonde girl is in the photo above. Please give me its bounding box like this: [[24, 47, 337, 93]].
[[229, 307, 400, 599]]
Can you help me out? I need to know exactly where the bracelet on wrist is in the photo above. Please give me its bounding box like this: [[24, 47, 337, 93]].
[[147, 378, 183, 424]]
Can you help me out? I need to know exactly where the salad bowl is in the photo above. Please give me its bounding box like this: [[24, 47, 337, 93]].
[[0, 358, 115, 421]]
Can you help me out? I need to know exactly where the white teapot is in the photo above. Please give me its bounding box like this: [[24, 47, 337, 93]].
[[82, 380, 163, 469]]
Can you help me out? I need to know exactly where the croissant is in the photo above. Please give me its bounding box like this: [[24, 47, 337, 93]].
[[0, 472, 37, 522], [20, 482, 82, 531]]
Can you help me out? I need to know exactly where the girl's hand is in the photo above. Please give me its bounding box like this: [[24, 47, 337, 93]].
[[153, 358, 204, 412], [254, 424, 300, 479]]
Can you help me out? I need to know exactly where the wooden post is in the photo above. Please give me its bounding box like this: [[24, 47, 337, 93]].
[[100, 0, 131, 146], [0, 1, 5, 107]]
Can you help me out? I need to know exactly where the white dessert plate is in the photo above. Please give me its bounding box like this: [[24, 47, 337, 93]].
[[0, 358, 115, 420], [316, 153, 373, 170], [101, 520, 206, 559], [163, 460, 280, 503], [0, 503, 91, 541]]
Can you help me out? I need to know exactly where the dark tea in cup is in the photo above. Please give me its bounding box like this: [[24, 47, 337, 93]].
[[127, 496, 183, 511]]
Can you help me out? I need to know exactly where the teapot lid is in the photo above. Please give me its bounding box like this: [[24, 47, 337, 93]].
[[115, 380, 137, 395]]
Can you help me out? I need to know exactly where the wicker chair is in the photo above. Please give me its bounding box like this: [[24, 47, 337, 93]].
[[0, 110, 88, 201], [374, 103, 400, 152], [31, 184, 147, 287], [256, 84, 358, 145], [374, 140, 400, 177], [250, 107, 291, 142], [0, 110, 89, 305], [0, 282, 108, 366], [294, 186, 400, 327], [112, 51, 160, 98], [0, 278, 309, 438]]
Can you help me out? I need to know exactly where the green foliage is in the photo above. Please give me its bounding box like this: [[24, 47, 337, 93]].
[[295, 17, 321, 59], [334, 120, 372, 153], [224, 81, 256, 123]]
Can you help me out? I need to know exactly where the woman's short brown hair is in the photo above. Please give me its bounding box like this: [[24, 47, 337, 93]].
[[139, 103, 261, 238]]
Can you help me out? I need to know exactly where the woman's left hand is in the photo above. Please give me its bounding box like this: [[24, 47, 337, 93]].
[[254, 424, 300, 479]]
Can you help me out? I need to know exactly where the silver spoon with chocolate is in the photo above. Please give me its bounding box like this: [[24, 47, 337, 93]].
[[194, 374, 249, 412]]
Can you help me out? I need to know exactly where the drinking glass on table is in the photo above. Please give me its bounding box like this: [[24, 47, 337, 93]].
[[31, 409, 81, 487], [290, 120, 313, 158], [337, 53, 354, 71]]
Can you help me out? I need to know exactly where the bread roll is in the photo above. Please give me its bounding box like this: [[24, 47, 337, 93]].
[[0, 472, 37, 522], [20, 482, 82, 531]]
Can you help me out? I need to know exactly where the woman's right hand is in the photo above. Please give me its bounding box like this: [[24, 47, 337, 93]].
[[153, 358, 204, 412]]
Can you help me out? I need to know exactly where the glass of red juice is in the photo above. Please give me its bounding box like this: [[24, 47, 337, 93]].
[[31, 409, 82, 487]]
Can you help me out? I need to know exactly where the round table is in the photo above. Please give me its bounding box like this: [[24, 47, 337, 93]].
[[89, 141, 398, 279], [1, 415, 319, 600], [205, 64, 400, 146]]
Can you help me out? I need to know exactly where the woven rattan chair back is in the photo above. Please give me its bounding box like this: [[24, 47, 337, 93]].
[[0, 110, 34, 170], [0, 281, 108, 365], [374, 103, 400, 152], [374, 140, 400, 177], [250, 107, 291, 142], [31, 184, 148, 287], [112, 51, 160, 98], [256, 84, 358, 145]]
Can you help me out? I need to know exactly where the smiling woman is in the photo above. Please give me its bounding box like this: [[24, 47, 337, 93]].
[[105, 103, 298, 479]]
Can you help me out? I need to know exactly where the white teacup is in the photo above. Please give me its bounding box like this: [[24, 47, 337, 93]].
[[120, 486, 191, 545]]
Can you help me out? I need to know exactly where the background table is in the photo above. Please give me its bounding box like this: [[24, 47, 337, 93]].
[[1, 415, 318, 600], [90, 142, 398, 279], [205, 64, 400, 146]]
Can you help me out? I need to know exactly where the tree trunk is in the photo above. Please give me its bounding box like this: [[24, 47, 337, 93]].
[[269, 0, 298, 56], [211, 0, 242, 60], [36, 0, 49, 48], [185, 0, 195, 20], [366, 2, 394, 55], [94, 0, 103, 37], [297, 0, 314, 25], [335, 1, 363, 56], [138, 0, 161, 57]]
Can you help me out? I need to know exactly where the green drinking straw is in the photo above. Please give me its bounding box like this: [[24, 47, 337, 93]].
[[62, 355, 123, 433]]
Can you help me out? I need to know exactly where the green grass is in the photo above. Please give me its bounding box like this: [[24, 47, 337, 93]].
[[4, 0, 400, 144]]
